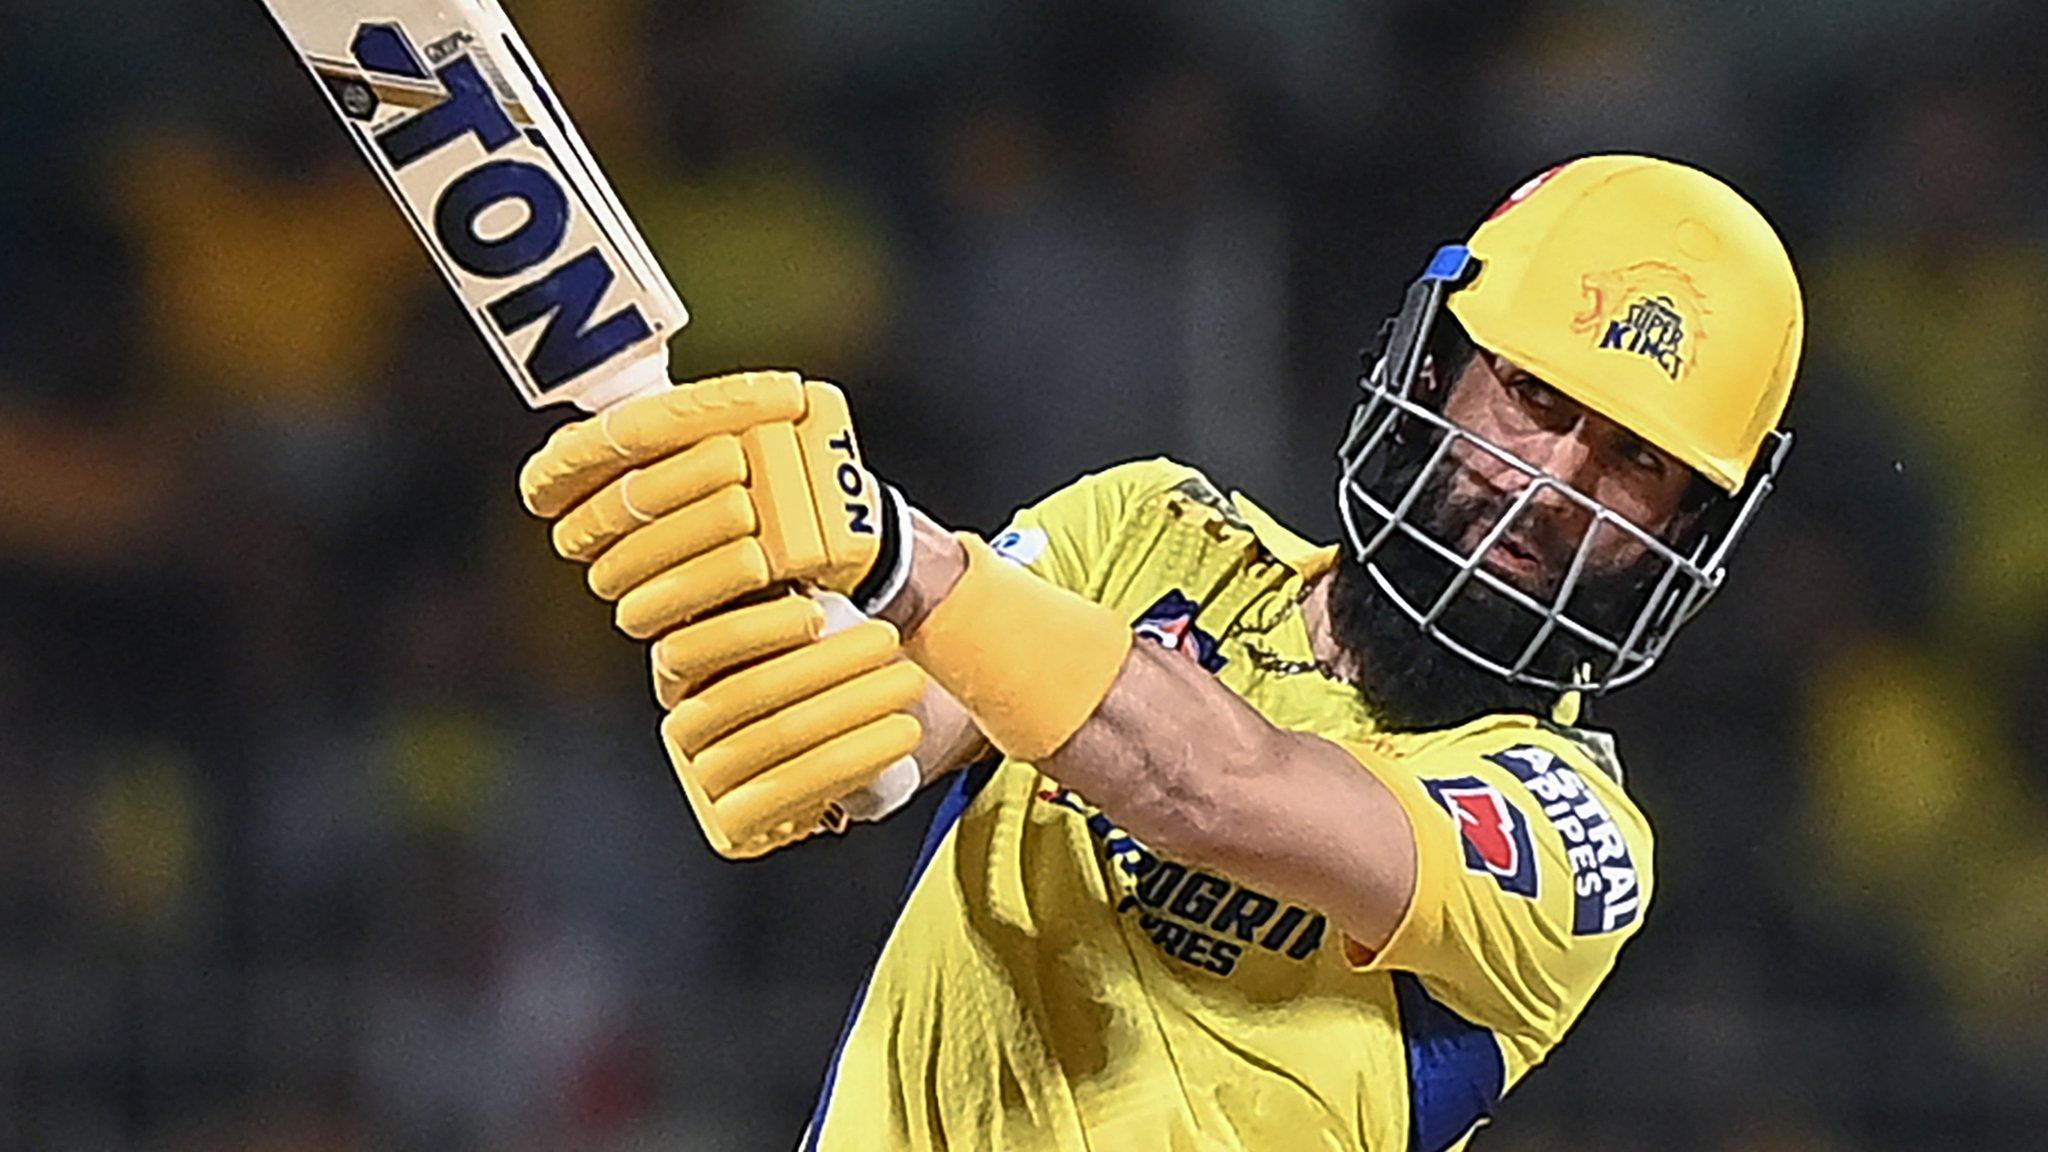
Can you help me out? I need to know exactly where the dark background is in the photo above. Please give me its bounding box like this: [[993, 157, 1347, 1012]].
[[1, 0, 2043, 1148]]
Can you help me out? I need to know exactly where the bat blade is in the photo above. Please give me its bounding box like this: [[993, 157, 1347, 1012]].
[[258, 0, 688, 411]]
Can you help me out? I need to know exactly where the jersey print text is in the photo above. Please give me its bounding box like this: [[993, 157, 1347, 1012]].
[[1041, 787, 1327, 977], [1487, 745, 1642, 935]]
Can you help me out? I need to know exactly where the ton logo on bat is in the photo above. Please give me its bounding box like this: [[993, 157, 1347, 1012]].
[[350, 22, 653, 389]]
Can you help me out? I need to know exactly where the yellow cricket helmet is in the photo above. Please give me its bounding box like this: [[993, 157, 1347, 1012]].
[[1448, 154, 1804, 493], [1335, 155, 1804, 695]]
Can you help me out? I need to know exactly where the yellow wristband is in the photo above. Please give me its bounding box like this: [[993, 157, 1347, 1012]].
[[904, 533, 1132, 762]]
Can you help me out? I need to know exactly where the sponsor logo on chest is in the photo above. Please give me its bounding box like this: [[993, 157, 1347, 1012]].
[[1039, 787, 1328, 977], [1134, 590, 1229, 673]]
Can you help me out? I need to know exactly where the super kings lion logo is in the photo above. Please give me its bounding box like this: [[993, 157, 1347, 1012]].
[[1570, 262, 1711, 382]]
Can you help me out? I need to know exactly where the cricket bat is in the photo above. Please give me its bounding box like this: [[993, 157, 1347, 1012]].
[[257, 0, 923, 826], [257, 0, 687, 413]]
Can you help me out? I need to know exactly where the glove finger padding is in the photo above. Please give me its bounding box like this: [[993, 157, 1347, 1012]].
[[552, 435, 749, 565], [615, 537, 775, 639], [701, 714, 924, 859], [721, 380, 886, 594], [686, 661, 928, 798], [587, 485, 758, 602], [664, 618, 905, 755], [521, 372, 805, 519], [664, 660, 927, 860], [531, 377, 888, 617], [739, 418, 830, 581], [652, 594, 825, 709]]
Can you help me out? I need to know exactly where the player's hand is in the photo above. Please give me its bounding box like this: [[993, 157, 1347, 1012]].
[[519, 371, 902, 639], [657, 595, 927, 859]]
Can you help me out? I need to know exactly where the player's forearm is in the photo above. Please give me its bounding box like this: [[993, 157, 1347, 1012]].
[[878, 508, 1417, 948], [1041, 645, 1418, 949], [873, 507, 969, 636], [908, 679, 993, 787]]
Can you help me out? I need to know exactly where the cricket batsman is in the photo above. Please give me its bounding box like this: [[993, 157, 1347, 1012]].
[[517, 154, 1802, 1150]]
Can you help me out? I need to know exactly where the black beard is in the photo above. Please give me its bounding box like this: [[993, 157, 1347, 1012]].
[[1328, 465, 1664, 733], [1327, 549, 1557, 732]]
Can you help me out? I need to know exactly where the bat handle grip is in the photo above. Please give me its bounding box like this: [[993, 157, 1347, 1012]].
[[571, 349, 674, 413]]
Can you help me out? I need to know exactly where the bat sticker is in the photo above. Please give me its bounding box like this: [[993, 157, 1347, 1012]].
[[258, 0, 688, 411]]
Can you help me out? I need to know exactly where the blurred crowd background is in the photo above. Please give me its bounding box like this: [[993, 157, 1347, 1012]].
[[1, 0, 2044, 1148]]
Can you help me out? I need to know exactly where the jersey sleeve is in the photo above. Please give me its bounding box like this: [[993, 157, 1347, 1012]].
[[1348, 732, 1655, 1048], [986, 458, 1202, 597]]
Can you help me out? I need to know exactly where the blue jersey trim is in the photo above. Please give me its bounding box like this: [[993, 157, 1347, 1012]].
[[802, 759, 1000, 1151], [1394, 972, 1505, 1152]]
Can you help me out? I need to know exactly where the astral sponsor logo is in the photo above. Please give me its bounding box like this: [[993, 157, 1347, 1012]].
[[1486, 746, 1642, 935]]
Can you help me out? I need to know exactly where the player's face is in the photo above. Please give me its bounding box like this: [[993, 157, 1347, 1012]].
[[1435, 351, 1699, 597]]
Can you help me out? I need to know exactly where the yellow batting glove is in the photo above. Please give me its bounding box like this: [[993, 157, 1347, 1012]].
[[517, 373, 924, 859], [662, 610, 927, 859], [520, 370, 804, 521], [519, 371, 907, 639], [650, 593, 828, 710]]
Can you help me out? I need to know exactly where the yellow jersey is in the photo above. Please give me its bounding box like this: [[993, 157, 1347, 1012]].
[[805, 459, 1655, 1151]]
